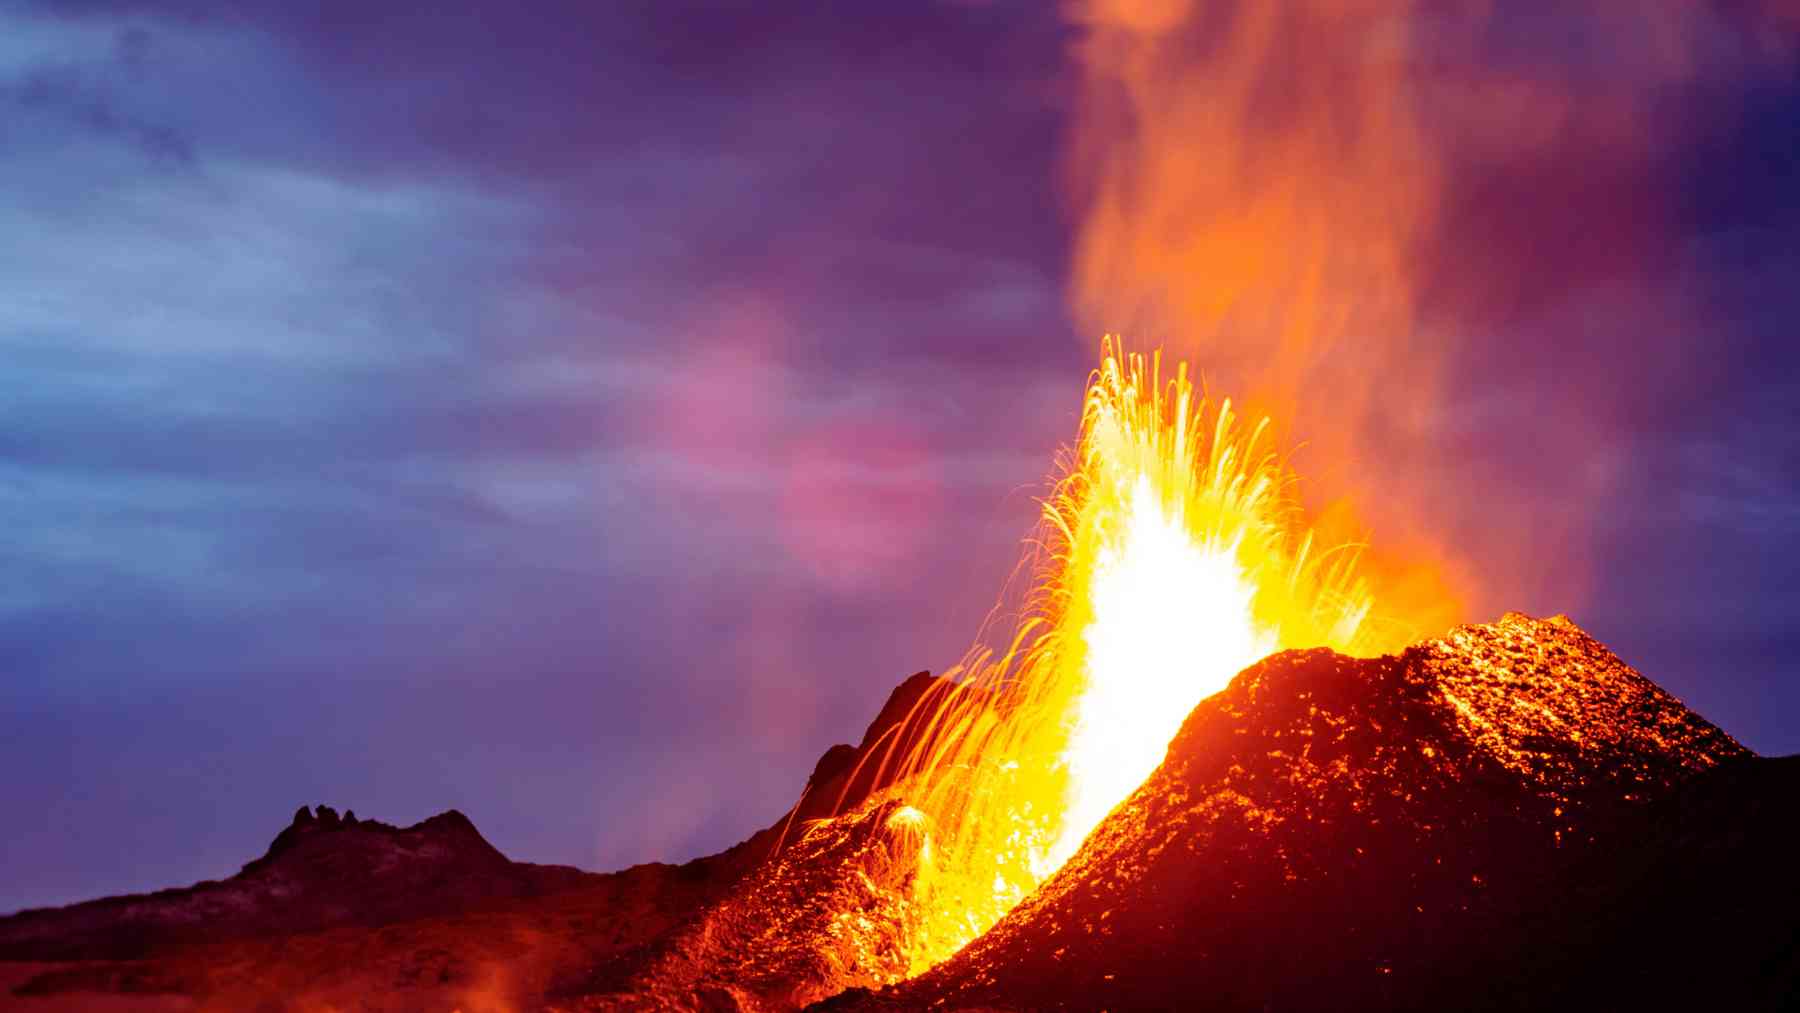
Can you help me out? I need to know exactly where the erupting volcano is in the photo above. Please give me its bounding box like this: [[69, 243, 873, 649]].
[[11, 343, 1790, 1013], [6, 3, 1797, 1012], [548, 346, 1784, 1011], [770, 340, 1407, 974]]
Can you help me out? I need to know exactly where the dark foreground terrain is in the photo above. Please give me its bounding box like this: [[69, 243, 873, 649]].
[[3, 614, 1795, 1011]]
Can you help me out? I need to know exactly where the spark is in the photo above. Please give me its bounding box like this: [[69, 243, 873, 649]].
[[838, 340, 1403, 973]]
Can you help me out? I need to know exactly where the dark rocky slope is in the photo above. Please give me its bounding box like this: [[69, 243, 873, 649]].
[[825, 613, 1795, 1011], [0, 673, 947, 1010], [0, 806, 592, 962]]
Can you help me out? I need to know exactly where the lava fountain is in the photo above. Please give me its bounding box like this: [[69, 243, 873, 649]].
[[789, 0, 1779, 984], [826, 339, 1416, 973]]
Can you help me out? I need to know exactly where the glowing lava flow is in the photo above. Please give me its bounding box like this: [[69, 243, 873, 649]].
[[841, 341, 1404, 973]]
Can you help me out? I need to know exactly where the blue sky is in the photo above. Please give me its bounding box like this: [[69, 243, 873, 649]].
[[2, 1, 1796, 913]]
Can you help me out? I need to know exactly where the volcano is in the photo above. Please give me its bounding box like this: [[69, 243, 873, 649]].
[[2, 612, 1794, 1011]]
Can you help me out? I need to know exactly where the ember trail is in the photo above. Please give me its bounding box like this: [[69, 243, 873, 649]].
[[815, 341, 1418, 973]]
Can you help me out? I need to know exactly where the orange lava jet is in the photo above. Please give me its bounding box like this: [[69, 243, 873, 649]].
[[835, 340, 1419, 973]]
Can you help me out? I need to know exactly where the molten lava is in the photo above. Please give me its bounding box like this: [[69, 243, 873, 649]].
[[829, 341, 1416, 973]]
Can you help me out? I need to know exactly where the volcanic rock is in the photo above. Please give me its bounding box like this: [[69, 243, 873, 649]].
[[781, 671, 949, 831], [576, 799, 930, 1010], [824, 612, 1792, 1011]]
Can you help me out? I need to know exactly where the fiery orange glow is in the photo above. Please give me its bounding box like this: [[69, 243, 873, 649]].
[[785, 0, 1800, 991], [1063, 0, 1473, 648], [831, 341, 1413, 972]]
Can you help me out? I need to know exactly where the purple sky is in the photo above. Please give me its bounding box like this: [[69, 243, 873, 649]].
[[2, 1, 1796, 914]]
